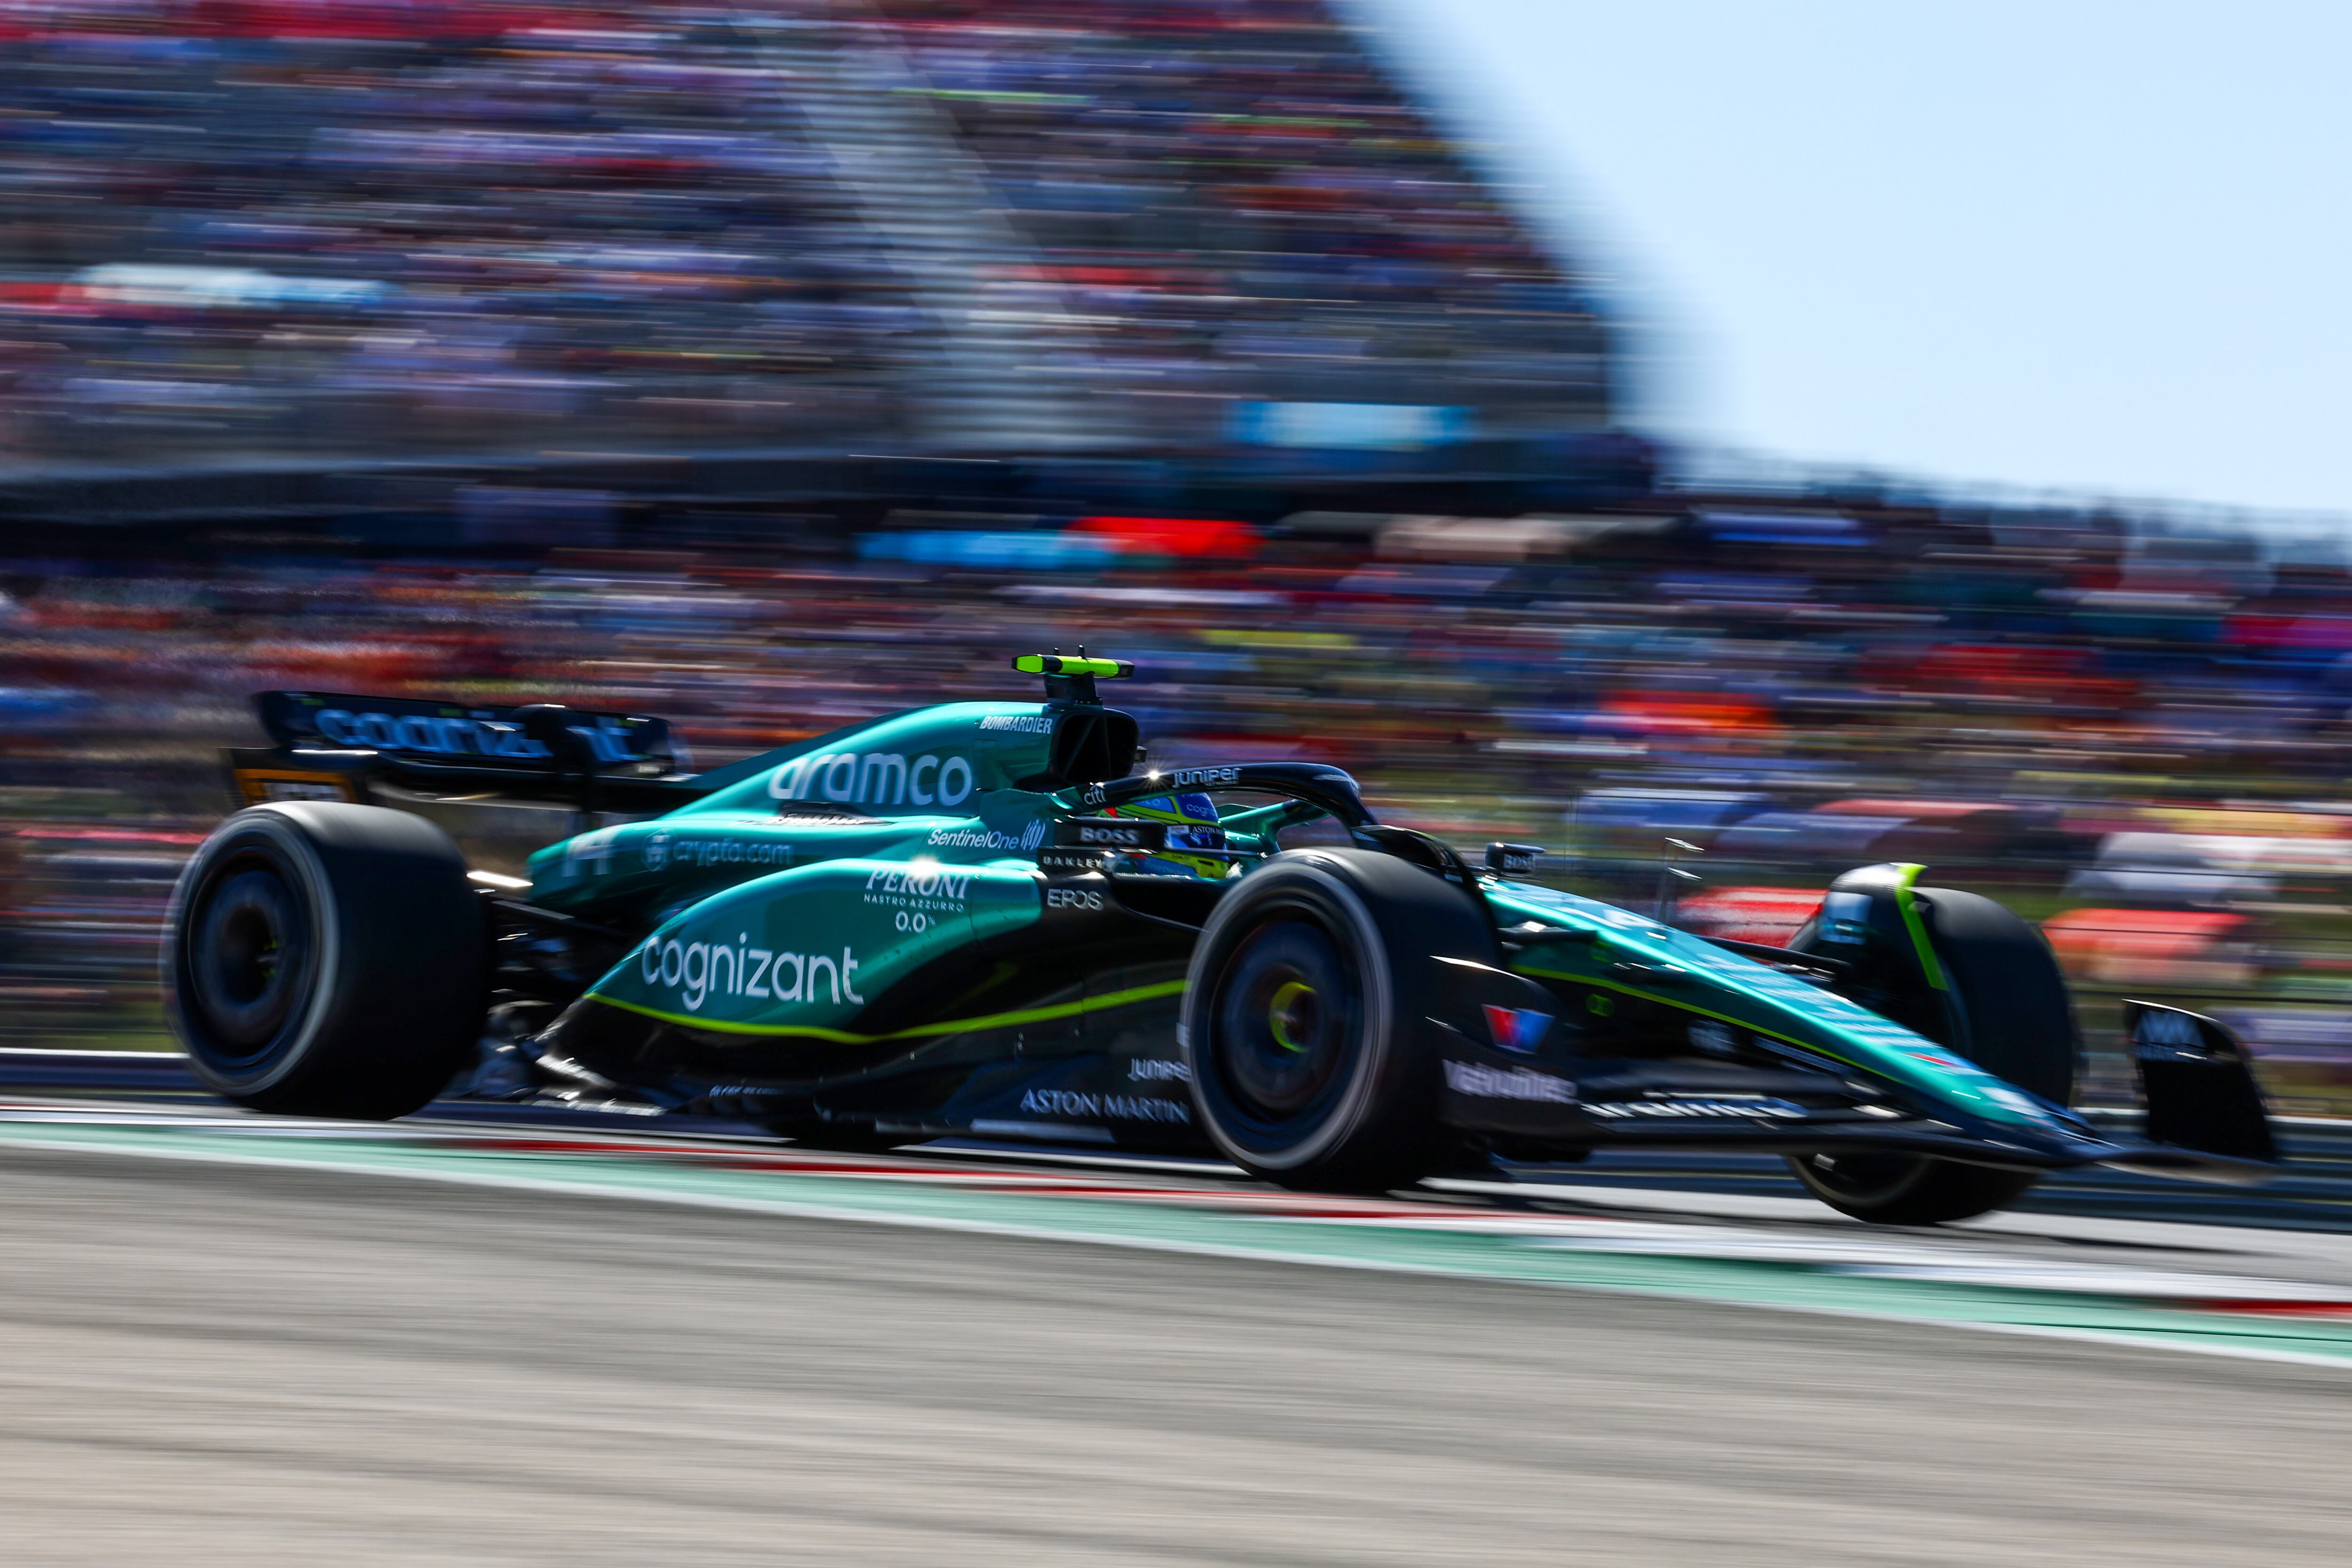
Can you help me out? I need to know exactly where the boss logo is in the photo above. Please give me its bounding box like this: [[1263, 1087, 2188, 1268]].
[[1047, 887, 1104, 911], [1054, 817, 1165, 851]]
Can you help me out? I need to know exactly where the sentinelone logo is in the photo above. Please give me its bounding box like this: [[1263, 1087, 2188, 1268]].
[[928, 822, 1046, 853], [771, 750, 977, 808]]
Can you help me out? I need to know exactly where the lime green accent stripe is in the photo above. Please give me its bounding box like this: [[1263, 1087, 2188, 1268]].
[[1014, 654, 1128, 678], [1512, 965, 1868, 1074], [586, 978, 1187, 1043], [1891, 862, 1948, 991]]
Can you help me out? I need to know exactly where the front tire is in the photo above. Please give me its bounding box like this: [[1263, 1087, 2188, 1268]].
[[1183, 849, 1490, 1192], [1789, 886, 2077, 1224], [166, 803, 488, 1119], [1787, 1151, 2039, 1227]]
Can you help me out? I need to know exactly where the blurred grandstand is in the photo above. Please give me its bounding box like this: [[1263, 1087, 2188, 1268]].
[[2, 1, 2351, 1121], [0, 0, 1610, 464]]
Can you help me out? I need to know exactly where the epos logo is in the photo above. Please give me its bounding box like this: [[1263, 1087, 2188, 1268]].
[[769, 750, 975, 809]]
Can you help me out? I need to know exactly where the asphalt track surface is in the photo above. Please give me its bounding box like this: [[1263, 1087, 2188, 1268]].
[[7, 1068, 2352, 1564]]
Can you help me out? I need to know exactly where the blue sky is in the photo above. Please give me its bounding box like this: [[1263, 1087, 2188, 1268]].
[[1361, 0, 2352, 514]]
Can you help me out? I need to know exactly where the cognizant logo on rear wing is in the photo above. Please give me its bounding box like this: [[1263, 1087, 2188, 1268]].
[[256, 690, 678, 773]]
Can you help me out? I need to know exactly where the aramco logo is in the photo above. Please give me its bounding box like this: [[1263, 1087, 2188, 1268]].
[[769, 750, 975, 809]]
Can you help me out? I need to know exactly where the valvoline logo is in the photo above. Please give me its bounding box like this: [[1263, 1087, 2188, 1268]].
[[1483, 1005, 1553, 1054]]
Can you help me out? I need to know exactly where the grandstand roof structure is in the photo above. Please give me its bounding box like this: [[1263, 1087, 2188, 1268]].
[[0, 0, 1616, 469]]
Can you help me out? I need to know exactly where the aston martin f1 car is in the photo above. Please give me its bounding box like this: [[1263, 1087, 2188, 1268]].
[[166, 655, 2278, 1223]]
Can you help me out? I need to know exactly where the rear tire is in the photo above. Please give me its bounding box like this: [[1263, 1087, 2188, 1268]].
[[1183, 849, 1490, 1193], [166, 803, 488, 1119], [1789, 887, 2078, 1224]]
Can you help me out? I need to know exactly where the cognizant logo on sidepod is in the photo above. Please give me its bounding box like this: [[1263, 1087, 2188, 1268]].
[[640, 935, 864, 1014]]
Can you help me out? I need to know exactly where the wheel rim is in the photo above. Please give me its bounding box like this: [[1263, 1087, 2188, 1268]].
[[185, 855, 314, 1069], [1212, 917, 1361, 1128]]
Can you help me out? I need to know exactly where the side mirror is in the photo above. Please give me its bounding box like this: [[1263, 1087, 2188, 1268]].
[[1485, 842, 1546, 876]]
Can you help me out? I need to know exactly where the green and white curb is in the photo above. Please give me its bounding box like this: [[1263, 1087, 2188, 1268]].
[[5, 1112, 2352, 1371]]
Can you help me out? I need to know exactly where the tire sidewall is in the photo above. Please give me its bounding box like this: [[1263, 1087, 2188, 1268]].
[[166, 802, 486, 1117], [1920, 886, 2079, 1106], [166, 807, 347, 1098]]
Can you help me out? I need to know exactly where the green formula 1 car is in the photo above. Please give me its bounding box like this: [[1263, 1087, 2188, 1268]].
[[165, 654, 2277, 1222]]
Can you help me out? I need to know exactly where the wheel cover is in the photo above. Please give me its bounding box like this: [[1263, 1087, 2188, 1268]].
[[183, 851, 316, 1071], [1211, 917, 1363, 1132]]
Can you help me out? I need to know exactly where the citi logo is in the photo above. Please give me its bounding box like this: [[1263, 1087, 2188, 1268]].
[[770, 750, 975, 809]]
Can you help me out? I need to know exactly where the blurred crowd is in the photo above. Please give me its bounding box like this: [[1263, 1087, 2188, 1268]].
[[0, 1, 926, 460], [0, 0, 1606, 464], [875, 0, 1608, 432], [7, 494, 2352, 1108]]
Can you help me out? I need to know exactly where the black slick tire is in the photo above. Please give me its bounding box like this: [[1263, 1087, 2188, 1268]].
[[166, 802, 489, 1119], [1790, 887, 2079, 1225], [1182, 848, 1491, 1193]]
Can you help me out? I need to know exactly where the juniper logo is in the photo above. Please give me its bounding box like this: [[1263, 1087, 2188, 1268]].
[[769, 750, 974, 809], [641, 935, 864, 1014]]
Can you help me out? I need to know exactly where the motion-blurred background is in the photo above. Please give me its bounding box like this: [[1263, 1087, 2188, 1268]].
[[3, 0, 2349, 1113]]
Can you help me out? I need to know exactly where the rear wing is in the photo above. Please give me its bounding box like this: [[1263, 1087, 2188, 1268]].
[[225, 691, 708, 815]]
